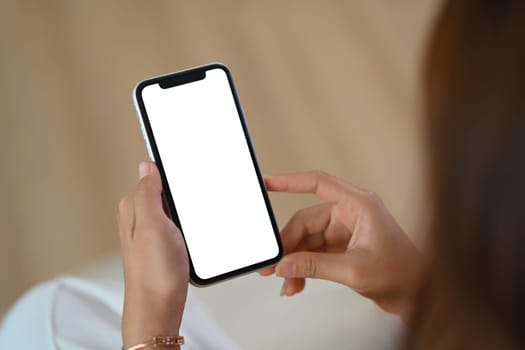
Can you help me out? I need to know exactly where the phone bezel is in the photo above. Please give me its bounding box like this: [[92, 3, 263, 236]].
[[133, 63, 283, 286]]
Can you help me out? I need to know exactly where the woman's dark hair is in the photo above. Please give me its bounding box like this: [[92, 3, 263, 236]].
[[411, 0, 525, 348]]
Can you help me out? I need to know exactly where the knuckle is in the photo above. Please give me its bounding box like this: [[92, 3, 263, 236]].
[[118, 195, 132, 213], [291, 207, 307, 222], [311, 169, 328, 180], [362, 190, 383, 209], [289, 211, 301, 223], [367, 191, 380, 202], [304, 255, 318, 278], [134, 180, 154, 199], [309, 169, 331, 195], [287, 207, 310, 232], [344, 267, 359, 289], [163, 219, 179, 233], [135, 181, 150, 196]]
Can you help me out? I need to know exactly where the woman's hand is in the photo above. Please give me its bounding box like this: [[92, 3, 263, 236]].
[[260, 171, 425, 322], [117, 161, 189, 348]]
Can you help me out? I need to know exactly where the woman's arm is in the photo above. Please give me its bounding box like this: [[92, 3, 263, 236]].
[[117, 162, 189, 348]]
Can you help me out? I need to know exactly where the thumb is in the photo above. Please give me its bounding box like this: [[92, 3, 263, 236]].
[[137, 161, 163, 194], [275, 252, 353, 286], [133, 162, 164, 221]]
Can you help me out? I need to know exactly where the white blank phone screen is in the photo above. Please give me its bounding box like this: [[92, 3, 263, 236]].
[[141, 68, 279, 280]]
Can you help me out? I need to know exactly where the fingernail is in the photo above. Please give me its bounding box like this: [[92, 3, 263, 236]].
[[139, 162, 150, 179], [280, 281, 287, 296], [277, 262, 297, 278]]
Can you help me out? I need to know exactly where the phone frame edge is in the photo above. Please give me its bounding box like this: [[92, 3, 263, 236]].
[[132, 62, 283, 287]]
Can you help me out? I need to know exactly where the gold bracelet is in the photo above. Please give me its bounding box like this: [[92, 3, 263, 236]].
[[122, 335, 184, 350]]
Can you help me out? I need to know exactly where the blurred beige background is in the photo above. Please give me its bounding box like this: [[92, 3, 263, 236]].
[[0, 0, 440, 347]]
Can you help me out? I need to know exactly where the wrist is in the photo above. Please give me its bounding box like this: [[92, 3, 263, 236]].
[[377, 248, 427, 324], [122, 288, 186, 348]]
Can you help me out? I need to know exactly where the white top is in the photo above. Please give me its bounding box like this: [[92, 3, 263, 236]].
[[0, 276, 238, 349]]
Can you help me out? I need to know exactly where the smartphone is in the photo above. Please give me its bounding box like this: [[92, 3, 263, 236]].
[[133, 63, 282, 286]]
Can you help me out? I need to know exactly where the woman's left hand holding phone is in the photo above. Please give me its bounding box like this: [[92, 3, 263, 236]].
[[117, 161, 189, 348]]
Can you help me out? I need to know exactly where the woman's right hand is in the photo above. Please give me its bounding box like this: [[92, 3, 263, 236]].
[[260, 171, 425, 322]]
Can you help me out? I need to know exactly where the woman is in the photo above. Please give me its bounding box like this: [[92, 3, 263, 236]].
[[118, 0, 525, 349]]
